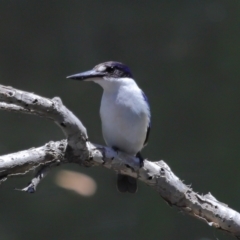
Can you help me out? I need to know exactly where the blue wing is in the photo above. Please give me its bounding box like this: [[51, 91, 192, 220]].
[[141, 91, 151, 146], [144, 125, 150, 146]]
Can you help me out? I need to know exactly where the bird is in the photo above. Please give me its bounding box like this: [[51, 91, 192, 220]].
[[67, 61, 151, 193]]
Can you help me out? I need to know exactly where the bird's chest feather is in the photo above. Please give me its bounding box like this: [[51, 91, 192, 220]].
[[100, 89, 148, 154]]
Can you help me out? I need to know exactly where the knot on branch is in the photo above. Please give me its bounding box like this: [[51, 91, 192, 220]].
[[45, 140, 66, 164], [52, 96, 62, 105]]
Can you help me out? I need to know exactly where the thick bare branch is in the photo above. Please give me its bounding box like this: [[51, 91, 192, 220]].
[[0, 140, 239, 238], [0, 84, 240, 238]]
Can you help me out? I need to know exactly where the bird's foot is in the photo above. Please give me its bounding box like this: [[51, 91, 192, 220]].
[[136, 152, 144, 168], [112, 146, 119, 154]]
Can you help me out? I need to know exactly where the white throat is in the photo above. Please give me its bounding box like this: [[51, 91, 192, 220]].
[[93, 77, 137, 92]]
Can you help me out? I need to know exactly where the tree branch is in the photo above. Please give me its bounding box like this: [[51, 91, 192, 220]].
[[0, 84, 239, 238]]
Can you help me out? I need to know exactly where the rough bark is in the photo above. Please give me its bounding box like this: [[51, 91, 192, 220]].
[[0, 84, 239, 239]]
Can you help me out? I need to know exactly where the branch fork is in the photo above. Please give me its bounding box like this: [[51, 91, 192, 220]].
[[0, 84, 240, 238]]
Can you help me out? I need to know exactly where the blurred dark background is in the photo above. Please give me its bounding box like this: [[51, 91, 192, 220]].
[[0, 1, 239, 239]]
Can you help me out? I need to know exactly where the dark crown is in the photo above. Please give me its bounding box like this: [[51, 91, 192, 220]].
[[94, 61, 133, 78]]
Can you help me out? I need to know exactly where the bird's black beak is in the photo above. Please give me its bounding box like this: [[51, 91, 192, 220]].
[[66, 70, 105, 81]]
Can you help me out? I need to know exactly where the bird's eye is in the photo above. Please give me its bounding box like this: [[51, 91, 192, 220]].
[[106, 67, 114, 73]]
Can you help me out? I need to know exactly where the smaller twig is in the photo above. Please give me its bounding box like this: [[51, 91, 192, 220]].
[[0, 102, 29, 113], [15, 164, 51, 193]]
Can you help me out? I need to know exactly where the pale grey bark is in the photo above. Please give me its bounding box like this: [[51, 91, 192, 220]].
[[0, 84, 240, 238]]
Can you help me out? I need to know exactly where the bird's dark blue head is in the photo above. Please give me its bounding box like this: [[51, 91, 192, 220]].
[[94, 61, 133, 78], [67, 61, 133, 81]]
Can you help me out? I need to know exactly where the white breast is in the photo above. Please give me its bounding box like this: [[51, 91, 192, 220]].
[[100, 83, 150, 155]]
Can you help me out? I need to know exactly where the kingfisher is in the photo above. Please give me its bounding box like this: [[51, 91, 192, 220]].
[[67, 61, 151, 193]]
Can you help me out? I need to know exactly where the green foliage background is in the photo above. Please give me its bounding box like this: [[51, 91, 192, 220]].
[[0, 1, 239, 239]]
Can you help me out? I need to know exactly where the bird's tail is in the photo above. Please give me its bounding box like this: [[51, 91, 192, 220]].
[[117, 174, 137, 193]]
